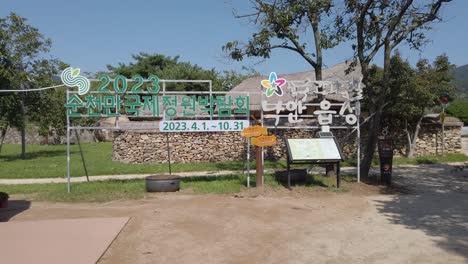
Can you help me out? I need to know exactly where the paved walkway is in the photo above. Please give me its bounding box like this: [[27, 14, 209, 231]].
[[1, 163, 466, 185], [0, 170, 259, 185], [0, 167, 364, 185], [0, 217, 129, 264]]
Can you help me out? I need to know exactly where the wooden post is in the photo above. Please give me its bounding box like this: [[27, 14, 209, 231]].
[[256, 146, 263, 187]]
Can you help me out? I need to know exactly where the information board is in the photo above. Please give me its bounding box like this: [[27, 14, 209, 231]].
[[286, 138, 343, 161]]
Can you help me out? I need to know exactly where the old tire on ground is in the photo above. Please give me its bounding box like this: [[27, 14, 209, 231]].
[[146, 175, 181, 192]]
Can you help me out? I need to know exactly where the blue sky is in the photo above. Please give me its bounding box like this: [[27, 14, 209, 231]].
[[1, 0, 467, 75]]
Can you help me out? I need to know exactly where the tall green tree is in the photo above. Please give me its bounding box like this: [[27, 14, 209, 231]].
[[340, 0, 452, 176], [27, 59, 67, 144], [223, 0, 338, 80], [0, 13, 57, 156], [447, 101, 468, 125], [107, 52, 254, 91], [372, 53, 455, 158]]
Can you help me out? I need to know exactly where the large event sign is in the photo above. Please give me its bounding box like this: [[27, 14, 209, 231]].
[[261, 72, 363, 127], [61, 67, 250, 133]]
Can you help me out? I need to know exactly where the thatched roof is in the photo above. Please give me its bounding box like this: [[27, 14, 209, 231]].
[[228, 62, 362, 111]]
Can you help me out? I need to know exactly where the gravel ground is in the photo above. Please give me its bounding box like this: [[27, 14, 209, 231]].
[[1, 163, 467, 264]]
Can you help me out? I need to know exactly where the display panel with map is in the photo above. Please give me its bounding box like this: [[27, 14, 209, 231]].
[[285, 138, 344, 161]]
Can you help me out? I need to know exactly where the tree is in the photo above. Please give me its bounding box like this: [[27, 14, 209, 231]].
[[375, 53, 455, 158], [107, 52, 254, 91], [340, 0, 453, 177], [27, 59, 67, 144], [0, 13, 54, 156], [447, 101, 468, 125], [223, 0, 338, 80], [224, 0, 343, 177]]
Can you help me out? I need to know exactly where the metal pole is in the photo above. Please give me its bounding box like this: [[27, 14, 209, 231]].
[[21, 84, 26, 160], [66, 88, 71, 193], [356, 101, 361, 183], [247, 99, 251, 187], [166, 133, 172, 175], [256, 147, 263, 187], [209, 80, 212, 121], [260, 86, 264, 186], [336, 162, 341, 188], [74, 129, 89, 182], [247, 138, 250, 187], [442, 107, 445, 156]]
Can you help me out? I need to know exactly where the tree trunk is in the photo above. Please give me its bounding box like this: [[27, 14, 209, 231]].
[[310, 16, 333, 176], [0, 127, 7, 155], [404, 120, 412, 157], [360, 43, 392, 178], [360, 109, 382, 178], [21, 91, 26, 160], [407, 116, 423, 158]]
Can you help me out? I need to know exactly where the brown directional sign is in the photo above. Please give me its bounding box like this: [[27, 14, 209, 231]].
[[251, 135, 277, 147], [440, 112, 446, 123], [241, 126, 267, 138]]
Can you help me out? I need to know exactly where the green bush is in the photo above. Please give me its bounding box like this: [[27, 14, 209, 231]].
[[447, 101, 468, 125]]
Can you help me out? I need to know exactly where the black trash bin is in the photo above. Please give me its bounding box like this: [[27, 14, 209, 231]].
[[378, 138, 393, 185]]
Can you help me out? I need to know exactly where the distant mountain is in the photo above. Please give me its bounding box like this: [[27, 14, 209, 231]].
[[453, 64, 468, 100]]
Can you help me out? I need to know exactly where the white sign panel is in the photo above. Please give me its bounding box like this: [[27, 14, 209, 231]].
[[286, 138, 343, 161], [160, 120, 249, 132]]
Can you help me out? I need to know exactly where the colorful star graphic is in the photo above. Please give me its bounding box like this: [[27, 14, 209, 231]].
[[261, 72, 286, 97]]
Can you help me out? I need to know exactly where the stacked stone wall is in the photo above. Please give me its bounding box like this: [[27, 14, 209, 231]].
[[113, 124, 462, 164]]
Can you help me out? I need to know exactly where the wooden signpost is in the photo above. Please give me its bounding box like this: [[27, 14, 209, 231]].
[[241, 126, 276, 188], [251, 135, 277, 147], [241, 126, 267, 138]]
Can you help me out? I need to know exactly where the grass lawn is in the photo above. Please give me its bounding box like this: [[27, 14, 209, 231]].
[[0, 143, 466, 179], [1, 173, 350, 202], [0, 143, 288, 179]]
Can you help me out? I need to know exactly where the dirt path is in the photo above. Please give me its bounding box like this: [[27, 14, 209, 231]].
[[2, 164, 467, 264]]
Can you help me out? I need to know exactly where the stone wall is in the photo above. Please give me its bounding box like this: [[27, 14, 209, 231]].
[[113, 128, 358, 164], [386, 125, 462, 156], [113, 123, 463, 164], [113, 131, 247, 163]]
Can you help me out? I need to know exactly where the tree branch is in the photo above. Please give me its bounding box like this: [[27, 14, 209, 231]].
[[390, 0, 452, 50]]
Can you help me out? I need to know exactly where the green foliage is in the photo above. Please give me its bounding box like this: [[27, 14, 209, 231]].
[[368, 53, 456, 156], [452, 64, 468, 100], [223, 0, 337, 78], [447, 101, 468, 125], [0, 13, 65, 144], [107, 52, 255, 92], [383, 54, 456, 120], [0, 142, 277, 179], [0, 173, 343, 202]]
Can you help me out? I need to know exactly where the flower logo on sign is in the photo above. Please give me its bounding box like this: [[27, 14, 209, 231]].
[[261, 72, 286, 97], [61, 67, 90, 95]]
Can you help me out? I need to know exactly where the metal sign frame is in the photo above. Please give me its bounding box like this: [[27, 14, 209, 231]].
[[259, 78, 362, 184], [65, 78, 253, 192]]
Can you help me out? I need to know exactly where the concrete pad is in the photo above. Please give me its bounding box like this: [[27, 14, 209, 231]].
[[0, 217, 129, 264]]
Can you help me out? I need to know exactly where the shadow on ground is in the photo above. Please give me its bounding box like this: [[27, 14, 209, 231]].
[[274, 169, 328, 188], [0, 200, 31, 222], [374, 164, 468, 258]]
